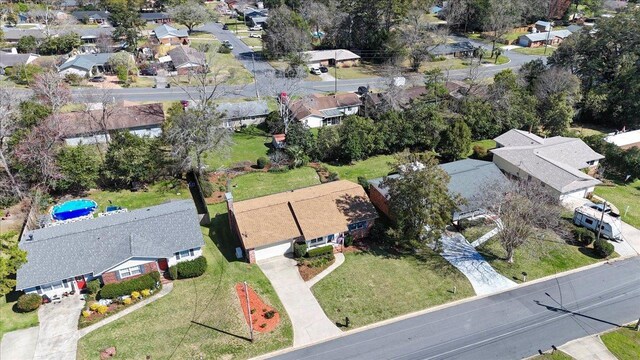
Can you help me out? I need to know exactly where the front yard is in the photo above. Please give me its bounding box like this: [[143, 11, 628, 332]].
[[476, 232, 612, 282], [0, 296, 39, 340], [311, 247, 474, 329], [77, 205, 293, 359], [600, 322, 640, 360], [594, 180, 640, 229], [513, 46, 557, 56]]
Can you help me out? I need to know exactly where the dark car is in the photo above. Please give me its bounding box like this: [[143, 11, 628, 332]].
[[222, 24, 229, 30], [319, 66, 329, 73], [140, 67, 157, 76], [356, 86, 369, 95], [89, 76, 106, 83]]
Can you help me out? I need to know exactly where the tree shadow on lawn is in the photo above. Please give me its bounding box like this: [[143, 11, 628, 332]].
[[578, 247, 606, 260], [208, 212, 244, 263]]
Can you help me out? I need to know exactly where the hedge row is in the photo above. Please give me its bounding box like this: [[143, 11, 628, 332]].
[[100, 272, 159, 299], [306, 245, 333, 258], [176, 256, 207, 279]]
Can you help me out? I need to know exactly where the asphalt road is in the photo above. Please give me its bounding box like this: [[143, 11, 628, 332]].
[[269, 257, 640, 360], [67, 25, 542, 102]]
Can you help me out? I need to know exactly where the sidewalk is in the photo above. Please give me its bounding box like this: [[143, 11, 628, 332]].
[[306, 253, 345, 288], [560, 335, 617, 360]]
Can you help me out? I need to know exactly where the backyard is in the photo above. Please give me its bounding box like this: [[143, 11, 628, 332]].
[[229, 167, 321, 201], [600, 322, 640, 360], [311, 247, 474, 329], [324, 155, 394, 182], [87, 183, 191, 211], [204, 131, 272, 170], [594, 180, 640, 229], [77, 204, 293, 359]]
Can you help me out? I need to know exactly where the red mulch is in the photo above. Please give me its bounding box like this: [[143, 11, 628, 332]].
[[235, 283, 280, 333]]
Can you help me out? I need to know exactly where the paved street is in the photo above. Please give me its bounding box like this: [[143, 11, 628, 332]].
[[268, 257, 640, 360]]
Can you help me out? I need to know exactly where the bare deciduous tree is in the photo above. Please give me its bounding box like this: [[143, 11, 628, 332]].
[[13, 117, 63, 190], [0, 87, 25, 199], [31, 70, 71, 114], [534, 68, 581, 105], [402, 7, 448, 72], [80, 89, 121, 155], [483, 0, 520, 54]]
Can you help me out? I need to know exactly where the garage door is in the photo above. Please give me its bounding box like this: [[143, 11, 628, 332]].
[[255, 241, 293, 261]]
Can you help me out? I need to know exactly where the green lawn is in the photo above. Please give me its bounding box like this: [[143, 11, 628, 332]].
[[204, 132, 272, 170], [311, 248, 474, 329], [468, 139, 497, 156], [594, 180, 640, 228], [77, 206, 292, 359], [334, 66, 378, 80], [230, 167, 321, 201], [0, 296, 39, 340], [241, 37, 262, 47], [324, 155, 394, 182], [514, 46, 557, 56], [530, 351, 574, 360], [421, 58, 468, 72], [477, 232, 611, 282], [87, 183, 191, 211], [600, 323, 640, 360]]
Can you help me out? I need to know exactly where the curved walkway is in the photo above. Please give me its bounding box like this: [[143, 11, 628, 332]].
[[258, 256, 341, 347], [440, 233, 517, 296], [306, 252, 345, 288]]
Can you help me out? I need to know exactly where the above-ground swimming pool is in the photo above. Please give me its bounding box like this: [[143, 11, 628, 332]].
[[51, 199, 98, 221]]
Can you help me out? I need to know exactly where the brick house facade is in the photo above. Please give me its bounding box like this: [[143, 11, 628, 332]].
[[101, 261, 159, 284]]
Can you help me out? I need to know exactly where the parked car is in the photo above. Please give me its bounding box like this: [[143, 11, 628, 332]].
[[310, 67, 322, 75], [222, 24, 229, 30], [249, 33, 261, 38], [249, 25, 262, 31], [356, 86, 369, 95], [90, 76, 106, 82], [222, 40, 234, 50], [319, 66, 329, 73], [140, 67, 157, 76]]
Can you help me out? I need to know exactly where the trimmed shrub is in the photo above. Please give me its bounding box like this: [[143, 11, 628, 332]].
[[594, 239, 615, 258], [141, 289, 151, 297], [344, 233, 354, 247], [472, 145, 488, 159], [16, 294, 41, 312], [97, 305, 108, 314], [198, 177, 214, 198], [218, 45, 231, 53], [573, 227, 595, 246], [123, 298, 132, 305], [294, 242, 308, 258], [82, 310, 91, 318], [86, 279, 101, 295], [131, 291, 140, 299], [176, 256, 207, 279], [168, 265, 178, 280], [89, 302, 100, 311], [256, 157, 269, 169], [306, 245, 333, 258], [264, 310, 276, 319], [327, 171, 339, 182], [99, 273, 158, 299]]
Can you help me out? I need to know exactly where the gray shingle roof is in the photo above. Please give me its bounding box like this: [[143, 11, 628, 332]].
[[58, 53, 115, 72], [16, 200, 204, 290], [167, 46, 205, 67], [369, 159, 509, 214], [140, 12, 171, 21], [491, 134, 604, 194], [0, 53, 38, 69], [520, 29, 572, 42], [430, 41, 476, 56], [153, 24, 188, 39], [494, 129, 544, 147], [217, 100, 269, 120], [71, 11, 110, 21]]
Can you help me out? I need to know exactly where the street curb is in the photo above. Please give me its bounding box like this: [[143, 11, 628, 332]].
[[251, 254, 637, 360]]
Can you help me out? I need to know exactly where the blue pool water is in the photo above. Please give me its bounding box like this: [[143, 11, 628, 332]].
[[51, 199, 98, 221]]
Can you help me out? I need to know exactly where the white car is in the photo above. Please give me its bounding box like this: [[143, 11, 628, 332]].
[[310, 67, 322, 75], [249, 25, 263, 31], [249, 33, 262, 38]]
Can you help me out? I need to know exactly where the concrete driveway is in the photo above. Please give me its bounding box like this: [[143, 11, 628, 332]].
[[1, 327, 39, 360], [33, 295, 84, 360], [440, 233, 517, 295], [258, 256, 341, 346]]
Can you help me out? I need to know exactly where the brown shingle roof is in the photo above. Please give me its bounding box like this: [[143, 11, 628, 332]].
[[232, 180, 378, 249], [288, 93, 361, 121], [56, 103, 165, 138]]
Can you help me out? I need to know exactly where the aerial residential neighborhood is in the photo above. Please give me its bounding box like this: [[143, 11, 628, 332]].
[[1, 1, 640, 360]]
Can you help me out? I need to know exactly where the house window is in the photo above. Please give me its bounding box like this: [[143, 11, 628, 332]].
[[327, 234, 335, 242], [321, 117, 341, 126], [37, 281, 64, 294], [585, 218, 594, 225], [348, 221, 366, 231], [176, 249, 193, 260], [119, 265, 142, 279], [309, 238, 325, 245]]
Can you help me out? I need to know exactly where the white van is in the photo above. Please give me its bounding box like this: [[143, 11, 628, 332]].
[[573, 205, 623, 241]]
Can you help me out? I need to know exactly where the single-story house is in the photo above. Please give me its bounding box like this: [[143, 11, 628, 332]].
[[76, 27, 115, 45], [429, 41, 476, 58], [57, 52, 117, 77], [303, 49, 361, 68], [140, 12, 172, 24], [56, 103, 165, 145], [288, 93, 361, 128], [72, 11, 110, 24], [604, 129, 640, 150], [217, 100, 269, 129], [1, 28, 47, 43], [243, 8, 268, 27], [361, 86, 427, 115], [0, 52, 39, 73], [534, 20, 552, 32], [369, 159, 509, 222], [16, 200, 204, 299], [226, 180, 378, 262], [272, 133, 286, 149], [567, 24, 584, 33], [153, 24, 189, 45], [491, 129, 604, 200], [167, 45, 206, 75], [518, 29, 572, 47]]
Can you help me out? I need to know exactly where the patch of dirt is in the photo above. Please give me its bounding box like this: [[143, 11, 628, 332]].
[[235, 283, 280, 333], [1, 199, 30, 234], [298, 256, 336, 281], [206, 171, 235, 204], [86, 75, 122, 89]]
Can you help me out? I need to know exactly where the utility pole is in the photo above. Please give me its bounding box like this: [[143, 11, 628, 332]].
[[252, 53, 260, 99], [334, 50, 337, 94], [596, 201, 607, 241], [244, 281, 254, 342]]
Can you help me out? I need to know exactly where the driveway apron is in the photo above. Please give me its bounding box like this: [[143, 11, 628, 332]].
[[258, 256, 341, 347], [33, 295, 84, 360], [1, 327, 39, 360], [440, 233, 517, 296]]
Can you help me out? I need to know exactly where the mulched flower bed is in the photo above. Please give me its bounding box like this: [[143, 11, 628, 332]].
[[235, 283, 280, 333], [298, 256, 336, 281]]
